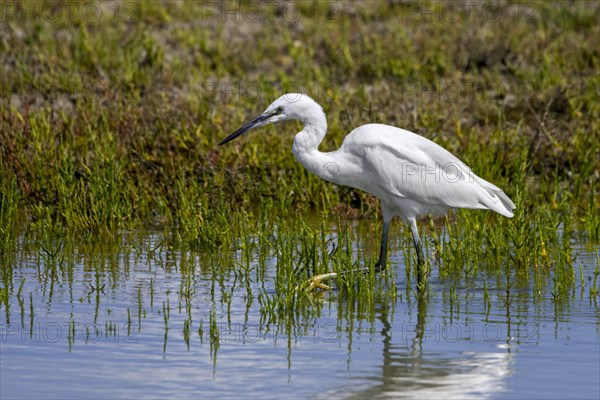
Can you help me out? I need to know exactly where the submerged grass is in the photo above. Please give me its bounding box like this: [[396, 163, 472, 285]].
[[0, 0, 598, 322]]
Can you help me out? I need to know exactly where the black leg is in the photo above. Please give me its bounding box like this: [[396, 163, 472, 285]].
[[374, 220, 391, 273], [409, 217, 426, 287]]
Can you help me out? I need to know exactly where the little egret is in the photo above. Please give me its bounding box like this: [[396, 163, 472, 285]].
[[219, 93, 515, 290]]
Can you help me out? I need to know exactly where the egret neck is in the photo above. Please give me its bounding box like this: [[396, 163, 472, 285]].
[[291, 104, 338, 183]]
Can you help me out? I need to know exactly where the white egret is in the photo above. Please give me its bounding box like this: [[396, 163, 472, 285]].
[[219, 93, 515, 290]]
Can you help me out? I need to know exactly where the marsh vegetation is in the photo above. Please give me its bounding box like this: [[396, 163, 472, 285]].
[[0, 1, 598, 398]]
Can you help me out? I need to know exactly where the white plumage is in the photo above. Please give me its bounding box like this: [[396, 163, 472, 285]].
[[219, 93, 515, 289]]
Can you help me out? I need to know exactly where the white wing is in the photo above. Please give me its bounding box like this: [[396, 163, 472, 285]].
[[337, 124, 515, 217]]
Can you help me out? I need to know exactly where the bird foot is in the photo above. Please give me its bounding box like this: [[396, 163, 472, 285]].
[[296, 272, 338, 292]]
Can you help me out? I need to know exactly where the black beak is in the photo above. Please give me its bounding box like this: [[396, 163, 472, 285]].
[[218, 113, 272, 146]]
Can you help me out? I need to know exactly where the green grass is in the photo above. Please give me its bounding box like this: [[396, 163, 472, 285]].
[[0, 1, 598, 301]]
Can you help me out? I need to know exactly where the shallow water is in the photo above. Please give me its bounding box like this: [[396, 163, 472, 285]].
[[1, 229, 598, 399]]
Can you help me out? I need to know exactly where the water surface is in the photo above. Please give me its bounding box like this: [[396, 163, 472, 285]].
[[1, 230, 598, 399]]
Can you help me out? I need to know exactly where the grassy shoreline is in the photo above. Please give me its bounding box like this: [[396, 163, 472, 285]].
[[1, 1, 598, 263]]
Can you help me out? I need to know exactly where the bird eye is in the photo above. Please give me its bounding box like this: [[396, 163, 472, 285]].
[[275, 106, 284, 114]]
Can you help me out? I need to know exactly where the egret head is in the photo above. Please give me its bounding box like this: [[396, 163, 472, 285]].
[[218, 93, 322, 146]]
